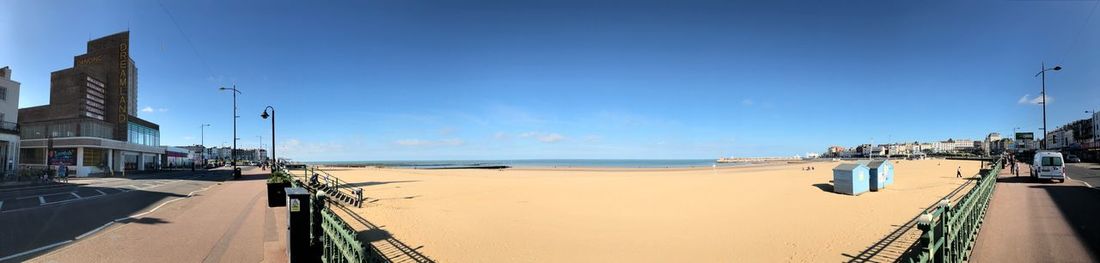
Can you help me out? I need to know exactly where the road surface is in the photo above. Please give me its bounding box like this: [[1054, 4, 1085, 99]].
[[970, 162, 1100, 262], [0, 167, 287, 263]]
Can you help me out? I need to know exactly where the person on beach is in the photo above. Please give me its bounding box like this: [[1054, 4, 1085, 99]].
[[956, 166, 962, 178]]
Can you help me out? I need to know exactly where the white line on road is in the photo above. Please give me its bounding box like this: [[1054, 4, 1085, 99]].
[[0, 240, 73, 262], [75, 222, 115, 240], [70, 192, 81, 199], [38, 196, 45, 205], [0, 200, 4, 211], [0, 182, 221, 261], [94, 189, 106, 196], [126, 184, 215, 219]]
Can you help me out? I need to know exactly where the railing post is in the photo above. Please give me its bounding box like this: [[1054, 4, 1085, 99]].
[[312, 191, 327, 259], [917, 212, 935, 262], [937, 199, 950, 263]]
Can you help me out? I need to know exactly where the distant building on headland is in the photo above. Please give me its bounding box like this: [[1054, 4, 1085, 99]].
[[18, 31, 164, 177]]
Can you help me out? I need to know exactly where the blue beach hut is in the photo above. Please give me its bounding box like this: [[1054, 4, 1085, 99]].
[[832, 163, 870, 195], [864, 160, 894, 190], [857, 160, 891, 191]]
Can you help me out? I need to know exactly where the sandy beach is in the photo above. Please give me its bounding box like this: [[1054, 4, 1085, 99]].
[[316, 159, 984, 262]]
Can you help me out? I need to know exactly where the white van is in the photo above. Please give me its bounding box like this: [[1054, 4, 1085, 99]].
[[1031, 151, 1065, 183]]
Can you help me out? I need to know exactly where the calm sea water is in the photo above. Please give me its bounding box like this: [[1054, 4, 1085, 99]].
[[306, 159, 747, 168]]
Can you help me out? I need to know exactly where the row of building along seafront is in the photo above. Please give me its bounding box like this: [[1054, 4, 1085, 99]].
[[0, 31, 265, 177]]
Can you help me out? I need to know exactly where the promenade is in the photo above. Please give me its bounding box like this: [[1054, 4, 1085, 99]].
[[0, 167, 287, 263], [970, 162, 1100, 262]]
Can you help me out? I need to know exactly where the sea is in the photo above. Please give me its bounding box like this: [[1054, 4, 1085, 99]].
[[304, 159, 751, 169]]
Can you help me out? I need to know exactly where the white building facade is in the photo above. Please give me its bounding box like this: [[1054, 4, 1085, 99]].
[[0, 67, 21, 174]]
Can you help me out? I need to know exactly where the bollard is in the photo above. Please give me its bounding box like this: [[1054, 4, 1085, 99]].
[[285, 187, 312, 263]]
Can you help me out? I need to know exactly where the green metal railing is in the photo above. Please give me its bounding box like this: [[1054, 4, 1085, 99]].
[[297, 166, 366, 207], [320, 207, 370, 263], [271, 165, 383, 263], [903, 157, 1002, 263]]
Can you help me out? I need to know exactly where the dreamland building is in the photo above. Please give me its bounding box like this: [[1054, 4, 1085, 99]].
[[18, 32, 164, 177]]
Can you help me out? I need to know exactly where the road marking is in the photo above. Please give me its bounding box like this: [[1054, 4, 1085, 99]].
[[0, 181, 221, 260], [0, 240, 73, 262], [0, 200, 4, 211], [38, 196, 45, 205], [70, 192, 81, 199], [76, 222, 115, 240], [94, 189, 107, 196]]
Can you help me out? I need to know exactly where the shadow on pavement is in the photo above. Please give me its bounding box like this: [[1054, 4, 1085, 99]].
[[997, 176, 1061, 184], [1030, 184, 1100, 258]]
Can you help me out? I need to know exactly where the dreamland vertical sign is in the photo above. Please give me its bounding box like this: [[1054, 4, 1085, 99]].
[[118, 42, 129, 139]]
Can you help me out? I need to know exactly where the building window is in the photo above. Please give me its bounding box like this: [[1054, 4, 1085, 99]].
[[127, 121, 159, 146], [20, 148, 45, 165], [0, 87, 6, 101], [83, 148, 107, 167]]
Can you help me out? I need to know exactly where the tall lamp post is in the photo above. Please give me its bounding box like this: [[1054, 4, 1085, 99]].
[[1035, 63, 1061, 150], [200, 124, 210, 167], [261, 106, 276, 170], [219, 86, 241, 177]]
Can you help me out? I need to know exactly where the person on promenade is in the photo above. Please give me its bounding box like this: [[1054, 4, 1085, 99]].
[[956, 166, 962, 178], [59, 164, 68, 183], [1010, 160, 1018, 176]]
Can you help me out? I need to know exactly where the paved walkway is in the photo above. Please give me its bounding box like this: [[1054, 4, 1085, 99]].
[[23, 167, 288, 263], [970, 163, 1100, 262]]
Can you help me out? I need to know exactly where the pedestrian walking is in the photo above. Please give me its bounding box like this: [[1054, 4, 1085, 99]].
[[956, 166, 962, 178], [59, 164, 68, 183], [1010, 161, 1017, 176]]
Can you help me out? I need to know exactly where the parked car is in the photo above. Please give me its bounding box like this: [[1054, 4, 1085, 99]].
[[1066, 155, 1081, 163], [1031, 151, 1065, 183]]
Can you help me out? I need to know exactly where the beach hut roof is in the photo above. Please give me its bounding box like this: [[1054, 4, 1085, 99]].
[[867, 160, 891, 168], [833, 163, 867, 171]]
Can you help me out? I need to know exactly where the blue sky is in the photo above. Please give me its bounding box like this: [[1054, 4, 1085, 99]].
[[2, 0, 1099, 161]]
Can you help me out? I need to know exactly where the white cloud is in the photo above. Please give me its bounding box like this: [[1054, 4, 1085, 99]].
[[741, 99, 754, 106], [1018, 94, 1051, 105], [393, 138, 465, 147], [494, 132, 510, 140], [278, 138, 348, 157], [141, 106, 154, 113], [538, 133, 564, 143], [518, 132, 566, 143], [157, 108, 169, 112], [394, 139, 430, 146]]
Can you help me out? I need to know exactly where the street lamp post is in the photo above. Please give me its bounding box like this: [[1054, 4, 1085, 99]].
[[219, 86, 241, 178], [200, 124, 210, 167], [1035, 63, 1061, 150], [261, 106, 276, 171], [1011, 127, 1020, 152]]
